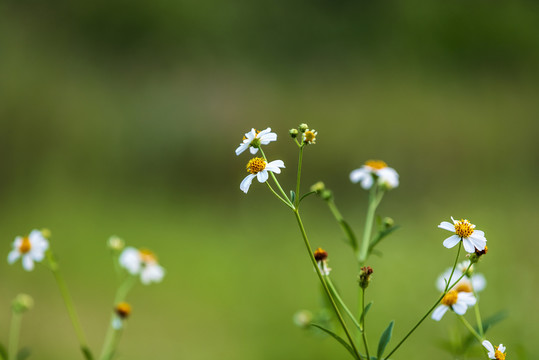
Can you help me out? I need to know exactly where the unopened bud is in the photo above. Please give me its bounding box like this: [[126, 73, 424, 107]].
[[469, 245, 488, 264], [311, 182, 333, 201], [40, 229, 52, 239], [293, 310, 313, 328], [358, 266, 373, 289], [108, 236, 125, 251], [299, 123, 309, 133], [289, 128, 299, 138], [12, 294, 34, 314], [382, 217, 394, 229]]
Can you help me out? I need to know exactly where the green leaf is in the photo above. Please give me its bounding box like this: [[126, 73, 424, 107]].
[[16, 348, 31, 360], [81, 346, 94, 360], [462, 310, 508, 349], [0, 343, 7, 360], [310, 323, 360, 360], [360, 301, 373, 324], [290, 190, 296, 204], [298, 191, 316, 204], [377, 320, 394, 359], [369, 225, 400, 254], [341, 220, 358, 250]]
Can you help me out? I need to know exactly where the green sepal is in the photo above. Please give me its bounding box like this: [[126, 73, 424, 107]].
[[377, 320, 394, 359]]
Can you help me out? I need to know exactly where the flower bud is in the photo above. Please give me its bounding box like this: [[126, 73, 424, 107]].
[[299, 123, 309, 133], [311, 182, 333, 201], [358, 266, 373, 289], [12, 294, 34, 314], [469, 245, 488, 264], [40, 228, 52, 239], [293, 310, 313, 328], [289, 128, 299, 138], [382, 217, 394, 229], [108, 236, 125, 251]]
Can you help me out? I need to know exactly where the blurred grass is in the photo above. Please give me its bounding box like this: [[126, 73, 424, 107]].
[[1, 0, 538, 358]]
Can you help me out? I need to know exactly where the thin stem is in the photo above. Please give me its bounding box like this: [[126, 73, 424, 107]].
[[99, 276, 137, 360], [360, 288, 370, 360], [444, 242, 462, 292], [384, 243, 469, 359], [458, 316, 483, 342], [8, 312, 22, 360], [295, 145, 304, 208], [266, 182, 294, 209], [473, 289, 484, 338], [293, 210, 362, 360], [326, 278, 363, 332], [327, 198, 357, 251], [47, 251, 92, 358], [358, 185, 382, 264], [259, 148, 290, 203]]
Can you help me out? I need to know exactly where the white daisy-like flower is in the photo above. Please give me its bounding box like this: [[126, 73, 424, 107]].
[[7, 230, 49, 271], [235, 128, 277, 156], [349, 160, 399, 190], [119, 247, 165, 285], [482, 340, 507, 360], [240, 157, 285, 194], [438, 217, 487, 253], [431, 290, 476, 321], [302, 129, 318, 144], [436, 260, 486, 293]]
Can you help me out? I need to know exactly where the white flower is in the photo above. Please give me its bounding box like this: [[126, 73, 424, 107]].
[[482, 340, 507, 360], [240, 157, 285, 194], [436, 260, 486, 293], [7, 230, 49, 271], [438, 217, 487, 253], [350, 160, 399, 190], [119, 247, 165, 285], [431, 290, 476, 321], [235, 128, 277, 156], [302, 129, 318, 144]]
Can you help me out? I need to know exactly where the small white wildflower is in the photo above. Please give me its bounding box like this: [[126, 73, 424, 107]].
[[240, 157, 285, 194], [438, 217, 487, 253], [436, 260, 486, 293], [431, 290, 476, 321], [119, 247, 165, 285], [7, 230, 49, 271], [482, 340, 507, 360], [302, 129, 317, 144], [350, 160, 399, 190], [235, 128, 277, 156]]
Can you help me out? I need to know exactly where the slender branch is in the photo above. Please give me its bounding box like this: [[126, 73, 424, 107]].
[[326, 278, 363, 332], [473, 289, 484, 338], [266, 182, 294, 209], [295, 145, 304, 208], [458, 316, 483, 342], [360, 288, 370, 359], [8, 312, 22, 360], [259, 148, 291, 203], [358, 185, 383, 264]]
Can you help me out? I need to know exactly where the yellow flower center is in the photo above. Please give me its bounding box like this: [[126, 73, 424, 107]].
[[494, 347, 506, 360], [455, 282, 473, 293], [441, 290, 458, 306], [454, 219, 474, 238], [365, 160, 387, 170], [246, 157, 266, 174], [304, 131, 316, 143], [139, 249, 157, 264], [19, 237, 32, 254], [243, 129, 261, 141]]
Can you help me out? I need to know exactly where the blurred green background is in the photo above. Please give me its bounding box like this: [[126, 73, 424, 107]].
[[1, 0, 538, 359]]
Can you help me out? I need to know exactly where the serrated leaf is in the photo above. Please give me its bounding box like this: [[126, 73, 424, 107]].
[[377, 320, 394, 359], [360, 301, 373, 324], [310, 323, 360, 359]]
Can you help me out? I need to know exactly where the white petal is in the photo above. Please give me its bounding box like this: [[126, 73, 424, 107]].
[[112, 317, 123, 330], [7, 250, 20, 264], [349, 168, 368, 183], [22, 256, 34, 271], [473, 230, 485, 237], [360, 175, 374, 189], [245, 129, 256, 139], [141, 264, 165, 285], [498, 344, 506, 353], [452, 301, 467, 315], [438, 222, 455, 232], [257, 170, 269, 183], [442, 235, 461, 249], [30, 248, 46, 262], [240, 174, 256, 194], [259, 132, 277, 143], [431, 305, 448, 321], [265, 160, 285, 173], [461, 238, 476, 253], [119, 247, 142, 274], [13, 236, 23, 249], [458, 292, 477, 306], [235, 143, 248, 156], [377, 167, 399, 188], [249, 146, 259, 154], [451, 216, 457, 224], [482, 340, 494, 353]]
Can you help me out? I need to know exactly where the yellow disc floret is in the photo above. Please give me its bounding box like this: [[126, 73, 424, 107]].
[[441, 290, 458, 306], [365, 160, 387, 170], [454, 219, 474, 238], [494, 347, 506, 360], [246, 157, 266, 174], [303, 130, 317, 144], [139, 249, 157, 264], [455, 282, 473, 293], [19, 237, 32, 254]]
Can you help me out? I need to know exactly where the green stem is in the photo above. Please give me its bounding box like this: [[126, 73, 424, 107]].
[[358, 185, 383, 264], [444, 242, 462, 292], [99, 276, 137, 360], [473, 289, 484, 338], [458, 316, 483, 342], [259, 148, 290, 204], [293, 210, 362, 360], [360, 288, 370, 360], [47, 252, 92, 358], [266, 182, 294, 209], [384, 243, 469, 359], [8, 312, 22, 360], [326, 278, 363, 332], [327, 199, 357, 251], [295, 145, 304, 208]]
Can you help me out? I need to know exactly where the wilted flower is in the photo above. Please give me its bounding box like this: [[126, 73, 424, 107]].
[[482, 340, 507, 360], [119, 247, 165, 285], [7, 230, 49, 271], [349, 160, 399, 190], [240, 157, 285, 194], [314, 248, 331, 276], [235, 128, 277, 156], [431, 290, 476, 321], [112, 302, 132, 330], [438, 217, 487, 253]]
